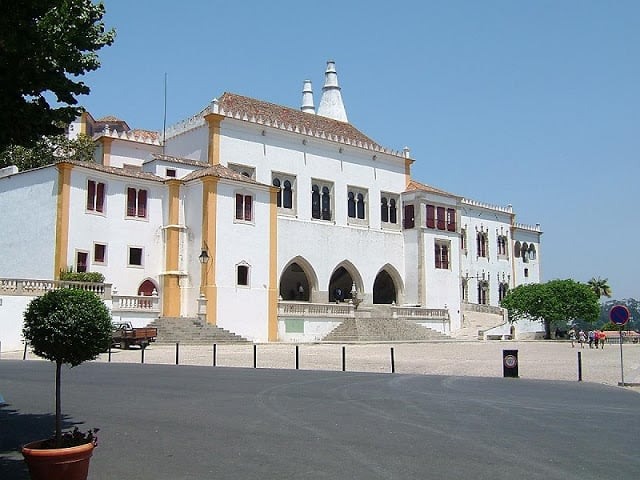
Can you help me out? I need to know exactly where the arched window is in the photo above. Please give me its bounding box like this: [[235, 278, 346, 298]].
[[347, 192, 356, 218], [381, 197, 389, 223], [283, 180, 293, 209], [356, 193, 365, 219], [514, 241, 521, 258], [389, 198, 397, 224], [477, 232, 487, 258], [528, 244, 536, 260], [311, 184, 320, 219], [321, 186, 331, 220], [272, 178, 282, 207]]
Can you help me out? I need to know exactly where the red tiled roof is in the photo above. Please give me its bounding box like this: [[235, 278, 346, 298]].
[[217, 92, 385, 151], [405, 179, 460, 198]]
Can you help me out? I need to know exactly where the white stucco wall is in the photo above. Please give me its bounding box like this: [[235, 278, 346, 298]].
[[106, 140, 159, 168], [164, 125, 208, 162], [66, 168, 166, 296], [0, 167, 58, 279]]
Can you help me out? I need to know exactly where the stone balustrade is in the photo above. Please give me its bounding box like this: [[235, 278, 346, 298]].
[[278, 301, 355, 317], [392, 306, 449, 320], [462, 301, 505, 317], [112, 295, 160, 312], [0, 278, 112, 299]]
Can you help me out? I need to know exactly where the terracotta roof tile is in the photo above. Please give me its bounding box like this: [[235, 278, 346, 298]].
[[217, 92, 385, 152], [405, 179, 460, 198], [182, 164, 266, 186], [57, 160, 164, 182], [146, 154, 210, 167]]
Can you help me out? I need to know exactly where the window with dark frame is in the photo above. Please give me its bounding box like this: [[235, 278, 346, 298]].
[[76, 251, 88, 273], [126, 187, 147, 218], [94, 244, 106, 264], [86, 180, 105, 213], [435, 242, 450, 269], [166, 168, 177, 178], [237, 265, 249, 286], [128, 247, 143, 266], [404, 204, 415, 229], [235, 194, 253, 222]]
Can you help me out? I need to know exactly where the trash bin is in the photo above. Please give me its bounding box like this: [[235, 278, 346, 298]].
[[503, 349, 519, 378]]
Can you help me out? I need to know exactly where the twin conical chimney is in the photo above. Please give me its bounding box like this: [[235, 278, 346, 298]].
[[300, 60, 348, 123]]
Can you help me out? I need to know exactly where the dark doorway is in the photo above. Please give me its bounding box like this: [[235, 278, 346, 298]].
[[373, 270, 396, 304], [329, 267, 354, 303], [279, 262, 310, 301]]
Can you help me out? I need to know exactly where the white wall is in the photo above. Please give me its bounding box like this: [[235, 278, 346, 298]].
[[66, 168, 166, 296], [0, 167, 58, 279], [165, 125, 209, 162], [107, 140, 159, 168]]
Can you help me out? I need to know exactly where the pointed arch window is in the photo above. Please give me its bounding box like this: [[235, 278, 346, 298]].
[[311, 180, 333, 221]]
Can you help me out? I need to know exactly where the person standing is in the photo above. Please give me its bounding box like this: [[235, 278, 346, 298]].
[[569, 327, 577, 348], [578, 330, 587, 348], [597, 330, 606, 349], [588, 330, 595, 348]]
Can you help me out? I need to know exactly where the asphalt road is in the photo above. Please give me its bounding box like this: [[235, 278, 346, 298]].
[[1, 360, 638, 479]]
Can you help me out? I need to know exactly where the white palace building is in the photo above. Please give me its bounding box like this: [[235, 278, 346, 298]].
[[0, 62, 542, 350]]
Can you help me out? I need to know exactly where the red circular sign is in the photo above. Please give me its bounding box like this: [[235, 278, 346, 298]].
[[609, 305, 630, 326]]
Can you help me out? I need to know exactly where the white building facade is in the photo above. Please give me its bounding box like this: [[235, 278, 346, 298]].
[[0, 61, 542, 347]]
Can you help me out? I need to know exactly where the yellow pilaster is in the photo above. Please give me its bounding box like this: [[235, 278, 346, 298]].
[[201, 177, 218, 324], [203, 113, 224, 166], [268, 188, 279, 341], [54, 163, 73, 279], [101, 137, 113, 166], [162, 180, 182, 317], [404, 158, 413, 188]]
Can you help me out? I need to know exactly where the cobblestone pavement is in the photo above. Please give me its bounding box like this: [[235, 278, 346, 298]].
[[4, 340, 639, 390]]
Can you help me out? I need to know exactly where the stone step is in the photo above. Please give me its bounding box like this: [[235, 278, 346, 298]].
[[148, 317, 250, 344], [322, 318, 450, 342]]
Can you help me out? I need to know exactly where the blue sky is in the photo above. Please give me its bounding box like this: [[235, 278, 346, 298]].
[[80, 0, 639, 299]]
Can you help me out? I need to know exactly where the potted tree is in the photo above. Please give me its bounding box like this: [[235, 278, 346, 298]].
[[21, 288, 112, 480]]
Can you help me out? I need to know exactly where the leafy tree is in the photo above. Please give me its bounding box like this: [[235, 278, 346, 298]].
[[501, 279, 600, 339], [0, 133, 97, 170], [22, 288, 112, 446], [0, 0, 115, 151], [587, 277, 612, 298]]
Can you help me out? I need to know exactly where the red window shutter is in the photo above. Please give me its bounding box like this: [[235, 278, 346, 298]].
[[235, 194, 243, 220], [426, 205, 435, 229], [435, 244, 441, 268], [447, 208, 456, 232], [96, 182, 105, 213], [244, 195, 252, 221], [137, 189, 147, 218], [127, 188, 137, 217], [404, 205, 415, 229], [87, 180, 95, 210], [436, 207, 445, 230]]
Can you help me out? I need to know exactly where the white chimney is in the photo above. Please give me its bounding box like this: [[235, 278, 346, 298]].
[[301, 80, 315, 114], [317, 60, 348, 122]]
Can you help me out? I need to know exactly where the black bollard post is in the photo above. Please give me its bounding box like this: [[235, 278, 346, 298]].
[[253, 344, 257, 368], [390, 347, 395, 373], [342, 346, 346, 372], [213, 344, 217, 367], [175, 342, 180, 365], [141, 347, 145, 364], [577, 351, 582, 382], [23, 342, 28, 360], [295, 345, 299, 370], [108, 345, 112, 363]]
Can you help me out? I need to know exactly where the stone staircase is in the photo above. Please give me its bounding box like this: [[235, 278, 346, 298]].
[[450, 310, 506, 341], [148, 317, 250, 344], [321, 317, 450, 342]]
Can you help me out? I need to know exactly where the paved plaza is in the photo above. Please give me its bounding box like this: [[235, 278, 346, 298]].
[[3, 340, 639, 389]]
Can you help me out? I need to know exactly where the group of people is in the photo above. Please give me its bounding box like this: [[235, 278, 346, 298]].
[[568, 327, 606, 349]]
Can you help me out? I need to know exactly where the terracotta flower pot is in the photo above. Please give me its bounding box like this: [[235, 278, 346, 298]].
[[21, 439, 95, 480]]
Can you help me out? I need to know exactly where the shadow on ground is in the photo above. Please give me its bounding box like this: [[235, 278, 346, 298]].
[[0, 404, 82, 480]]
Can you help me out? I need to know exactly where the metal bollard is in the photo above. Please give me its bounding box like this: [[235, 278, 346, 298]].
[[342, 346, 346, 372], [390, 347, 395, 373], [295, 345, 299, 370], [108, 345, 112, 363], [141, 347, 145, 364], [175, 342, 180, 365], [213, 343, 217, 367], [577, 351, 582, 382], [23, 342, 28, 360], [502, 350, 519, 378], [253, 344, 257, 368]]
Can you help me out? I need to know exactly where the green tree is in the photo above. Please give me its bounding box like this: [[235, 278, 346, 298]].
[[587, 276, 612, 298], [0, 0, 115, 151], [501, 279, 600, 339], [22, 288, 112, 446], [0, 133, 97, 170]]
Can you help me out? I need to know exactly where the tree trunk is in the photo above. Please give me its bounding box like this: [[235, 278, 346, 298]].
[[55, 360, 62, 447], [544, 320, 552, 340]]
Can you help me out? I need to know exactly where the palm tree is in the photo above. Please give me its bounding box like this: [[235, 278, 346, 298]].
[[587, 277, 612, 298]]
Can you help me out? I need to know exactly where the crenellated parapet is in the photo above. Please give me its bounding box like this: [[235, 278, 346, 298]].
[[514, 222, 542, 233], [461, 198, 513, 214]]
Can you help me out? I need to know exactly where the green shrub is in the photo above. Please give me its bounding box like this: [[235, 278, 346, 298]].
[[59, 270, 105, 283]]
